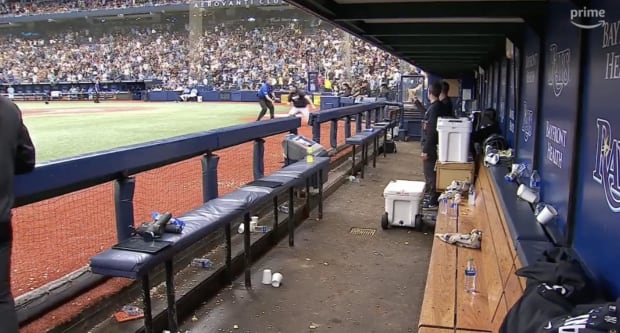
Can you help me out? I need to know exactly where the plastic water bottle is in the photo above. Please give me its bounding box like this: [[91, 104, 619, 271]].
[[529, 170, 541, 195], [306, 146, 314, 164], [468, 186, 476, 206], [191, 258, 214, 269], [465, 258, 477, 293]]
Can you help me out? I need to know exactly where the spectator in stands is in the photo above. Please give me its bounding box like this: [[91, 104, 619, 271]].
[[256, 78, 276, 121], [440, 81, 454, 117], [0, 96, 35, 333], [339, 83, 352, 97], [421, 81, 449, 209]]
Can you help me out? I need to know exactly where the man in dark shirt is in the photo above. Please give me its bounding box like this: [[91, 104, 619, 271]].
[[287, 86, 315, 124], [0, 96, 35, 332], [422, 82, 449, 208], [440, 81, 454, 117]]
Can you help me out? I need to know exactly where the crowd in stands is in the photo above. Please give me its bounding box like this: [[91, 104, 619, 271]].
[[0, 0, 186, 17], [0, 19, 414, 95]]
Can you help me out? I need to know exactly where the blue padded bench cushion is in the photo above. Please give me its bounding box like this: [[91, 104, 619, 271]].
[[89, 158, 330, 279], [345, 129, 382, 145], [259, 157, 330, 187], [90, 193, 251, 279], [488, 166, 549, 242]]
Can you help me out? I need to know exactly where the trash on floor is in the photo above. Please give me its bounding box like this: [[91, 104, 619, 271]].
[[113, 305, 144, 323]]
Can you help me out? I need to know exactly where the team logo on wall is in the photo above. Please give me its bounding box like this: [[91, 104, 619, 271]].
[[547, 43, 570, 97], [521, 101, 533, 143], [593, 118, 620, 212]]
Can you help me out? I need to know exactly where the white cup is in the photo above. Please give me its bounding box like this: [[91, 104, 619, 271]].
[[262, 269, 272, 285], [517, 184, 539, 204], [250, 221, 257, 232], [251, 216, 259, 223], [536, 204, 558, 225], [237, 223, 245, 234], [271, 272, 283, 287]]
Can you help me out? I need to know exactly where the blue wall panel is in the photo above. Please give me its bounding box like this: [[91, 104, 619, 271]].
[[517, 27, 541, 166], [506, 54, 517, 147], [573, 0, 620, 297], [536, 0, 581, 236], [499, 58, 508, 135]]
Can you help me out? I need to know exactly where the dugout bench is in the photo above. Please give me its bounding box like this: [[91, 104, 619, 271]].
[[418, 165, 556, 333], [89, 157, 330, 333], [344, 106, 401, 178]]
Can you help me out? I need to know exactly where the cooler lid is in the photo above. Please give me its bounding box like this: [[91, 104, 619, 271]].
[[437, 117, 472, 130], [383, 180, 426, 195]]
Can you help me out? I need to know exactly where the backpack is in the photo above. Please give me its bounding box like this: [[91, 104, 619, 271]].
[[500, 247, 604, 333]]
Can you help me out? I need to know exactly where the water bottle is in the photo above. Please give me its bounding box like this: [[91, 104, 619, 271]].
[[465, 258, 477, 293], [468, 186, 476, 206], [191, 258, 214, 269], [439, 196, 448, 215], [306, 146, 314, 164], [530, 170, 541, 195]]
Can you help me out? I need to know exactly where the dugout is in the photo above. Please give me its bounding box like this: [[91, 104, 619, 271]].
[[285, 0, 620, 304]]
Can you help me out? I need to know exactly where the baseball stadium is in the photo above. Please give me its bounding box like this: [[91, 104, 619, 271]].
[[4, 0, 620, 333]]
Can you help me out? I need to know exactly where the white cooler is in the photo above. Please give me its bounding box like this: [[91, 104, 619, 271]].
[[381, 180, 426, 229], [437, 117, 472, 162]]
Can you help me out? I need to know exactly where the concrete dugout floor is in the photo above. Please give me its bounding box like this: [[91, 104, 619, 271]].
[[180, 141, 433, 333]]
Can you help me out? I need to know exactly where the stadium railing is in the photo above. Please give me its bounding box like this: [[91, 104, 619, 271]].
[[12, 101, 387, 331], [12, 117, 300, 324]]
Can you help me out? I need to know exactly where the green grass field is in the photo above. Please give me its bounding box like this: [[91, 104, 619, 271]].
[[19, 101, 289, 163]]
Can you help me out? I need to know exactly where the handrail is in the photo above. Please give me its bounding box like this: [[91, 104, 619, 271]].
[[308, 102, 387, 148], [309, 102, 385, 124], [14, 117, 300, 207]]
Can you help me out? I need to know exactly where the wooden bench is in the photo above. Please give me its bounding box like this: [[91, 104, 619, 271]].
[[418, 166, 526, 333]]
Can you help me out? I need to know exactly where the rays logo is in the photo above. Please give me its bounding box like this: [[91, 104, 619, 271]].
[[521, 101, 533, 143], [547, 44, 570, 97], [593, 118, 620, 212]]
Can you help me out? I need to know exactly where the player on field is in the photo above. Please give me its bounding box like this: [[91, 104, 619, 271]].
[[287, 85, 315, 124]]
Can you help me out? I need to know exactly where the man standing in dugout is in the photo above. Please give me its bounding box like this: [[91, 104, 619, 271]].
[[440, 81, 454, 117], [0, 96, 36, 332], [422, 82, 449, 209]]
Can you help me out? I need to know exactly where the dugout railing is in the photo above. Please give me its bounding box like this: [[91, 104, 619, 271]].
[[11, 102, 386, 331]]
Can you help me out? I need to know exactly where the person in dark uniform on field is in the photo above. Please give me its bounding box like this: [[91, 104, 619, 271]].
[[93, 78, 101, 103], [422, 81, 450, 209], [440, 81, 454, 117], [256, 78, 276, 121], [0, 96, 35, 333], [287, 85, 315, 124]]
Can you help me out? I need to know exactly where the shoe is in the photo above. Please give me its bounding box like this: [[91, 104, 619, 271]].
[[435, 229, 482, 249]]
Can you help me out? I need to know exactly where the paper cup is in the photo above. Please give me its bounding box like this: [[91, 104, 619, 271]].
[[517, 184, 539, 204], [271, 272, 283, 287], [536, 204, 558, 224], [262, 269, 272, 285], [251, 216, 259, 223], [250, 221, 257, 232]]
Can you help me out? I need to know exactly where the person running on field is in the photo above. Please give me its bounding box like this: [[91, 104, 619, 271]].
[[256, 78, 276, 121], [287, 86, 315, 124]]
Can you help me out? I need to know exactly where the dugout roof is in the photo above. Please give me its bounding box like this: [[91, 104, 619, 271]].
[[283, 0, 554, 77]]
